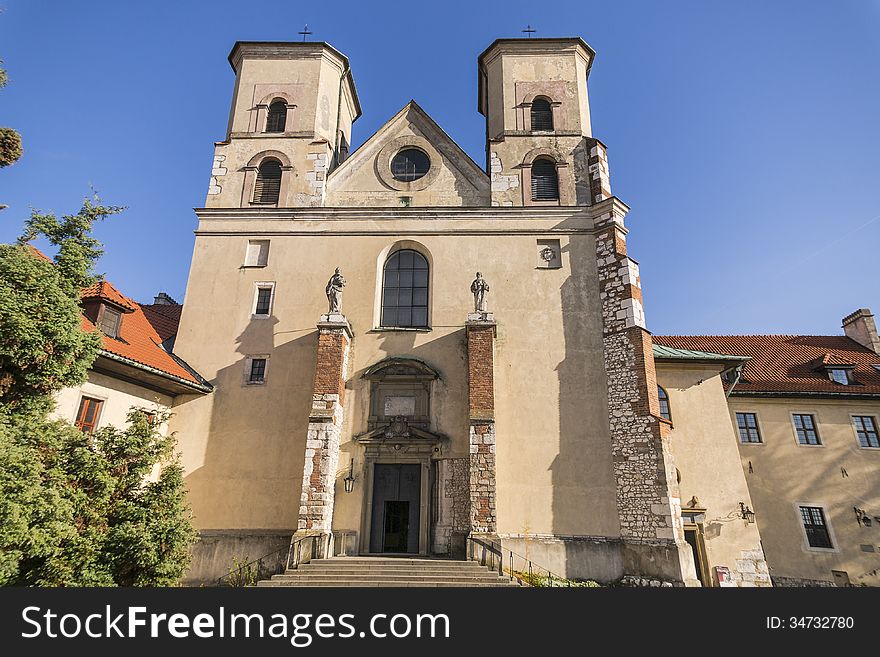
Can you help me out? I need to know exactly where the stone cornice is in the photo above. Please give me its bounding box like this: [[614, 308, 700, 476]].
[[192, 204, 627, 236]]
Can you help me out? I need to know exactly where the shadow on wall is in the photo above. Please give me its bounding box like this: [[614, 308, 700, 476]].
[[548, 230, 624, 582], [340, 326, 471, 556], [734, 408, 873, 586], [181, 313, 318, 583]]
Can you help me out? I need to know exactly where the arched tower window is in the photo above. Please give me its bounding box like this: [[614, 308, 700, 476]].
[[265, 100, 287, 133], [531, 98, 553, 131], [531, 158, 559, 201], [253, 159, 282, 204], [381, 249, 429, 328], [658, 386, 671, 422]]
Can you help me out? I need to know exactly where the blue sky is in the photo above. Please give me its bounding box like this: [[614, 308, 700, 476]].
[[1, 1, 878, 335]]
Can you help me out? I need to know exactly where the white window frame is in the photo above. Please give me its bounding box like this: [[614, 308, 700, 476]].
[[244, 354, 270, 386], [733, 410, 764, 445], [244, 240, 270, 268], [850, 413, 880, 450], [252, 281, 276, 318], [794, 502, 838, 553], [789, 411, 823, 447]]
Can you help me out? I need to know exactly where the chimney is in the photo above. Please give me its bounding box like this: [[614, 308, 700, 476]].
[[153, 292, 178, 305], [842, 308, 880, 354]]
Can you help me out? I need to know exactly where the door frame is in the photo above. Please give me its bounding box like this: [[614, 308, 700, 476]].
[[359, 447, 433, 556]]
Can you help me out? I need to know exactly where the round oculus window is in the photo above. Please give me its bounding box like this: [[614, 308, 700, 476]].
[[391, 148, 430, 182]]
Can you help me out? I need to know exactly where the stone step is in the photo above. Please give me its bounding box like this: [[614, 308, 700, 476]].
[[256, 580, 519, 588], [294, 566, 498, 576], [253, 557, 521, 588], [297, 563, 491, 571], [306, 558, 475, 566], [271, 573, 511, 583]]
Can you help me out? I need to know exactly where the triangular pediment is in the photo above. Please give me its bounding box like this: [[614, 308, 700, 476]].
[[325, 101, 489, 207]]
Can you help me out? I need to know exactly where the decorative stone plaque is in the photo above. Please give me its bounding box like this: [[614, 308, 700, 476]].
[[384, 395, 416, 417]]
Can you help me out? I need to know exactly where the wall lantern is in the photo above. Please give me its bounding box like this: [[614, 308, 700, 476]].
[[343, 459, 356, 494], [739, 502, 756, 524]]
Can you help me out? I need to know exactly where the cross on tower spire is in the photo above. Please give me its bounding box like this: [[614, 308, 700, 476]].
[[522, 25, 536, 38], [298, 24, 313, 42]]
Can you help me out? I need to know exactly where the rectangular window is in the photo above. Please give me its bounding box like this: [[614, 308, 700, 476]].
[[735, 412, 761, 443], [853, 415, 880, 448], [248, 358, 267, 384], [244, 240, 270, 267], [793, 414, 821, 445], [99, 306, 121, 338], [800, 506, 833, 549], [75, 396, 103, 434], [253, 283, 275, 317], [829, 368, 850, 385]]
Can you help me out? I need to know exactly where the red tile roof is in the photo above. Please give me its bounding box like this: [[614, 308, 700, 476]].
[[79, 288, 201, 386], [81, 280, 139, 312], [25, 244, 205, 390], [140, 303, 183, 344], [653, 335, 880, 396]]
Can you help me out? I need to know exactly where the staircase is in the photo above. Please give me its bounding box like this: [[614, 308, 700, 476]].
[[256, 557, 521, 587]]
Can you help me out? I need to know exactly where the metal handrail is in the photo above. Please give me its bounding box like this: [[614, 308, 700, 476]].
[[216, 544, 290, 587], [466, 536, 575, 587], [216, 531, 326, 587]]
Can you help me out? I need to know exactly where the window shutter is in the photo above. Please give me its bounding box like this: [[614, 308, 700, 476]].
[[530, 99, 553, 131], [266, 101, 287, 133], [531, 159, 559, 201], [254, 161, 282, 204]]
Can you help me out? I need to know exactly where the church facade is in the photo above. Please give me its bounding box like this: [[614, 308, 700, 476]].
[[167, 37, 880, 586]]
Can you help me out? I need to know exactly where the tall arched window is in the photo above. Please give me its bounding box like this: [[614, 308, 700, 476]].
[[381, 249, 429, 328], [253, 159, 282, 204], [658, 386, 671, 421], [531, 158, 559, 201], [531, 98, 553, 131], [266, 100, 287, 133]]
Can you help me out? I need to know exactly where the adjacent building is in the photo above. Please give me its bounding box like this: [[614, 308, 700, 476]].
[[52, 281, 211, 438], [655, 309, 880, 587]]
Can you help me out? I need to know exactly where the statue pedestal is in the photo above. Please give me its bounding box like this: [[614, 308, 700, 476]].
[[318, 314, 352, 338], [467, 311, 495, 323]]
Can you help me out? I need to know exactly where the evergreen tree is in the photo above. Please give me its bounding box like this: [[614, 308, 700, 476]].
[[0, 199, 197, 586]]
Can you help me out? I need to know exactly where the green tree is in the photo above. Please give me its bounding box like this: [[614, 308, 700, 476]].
[[0, 199, 198, 586], [0, 198, 120, 416], [0, 58, 23, 168]]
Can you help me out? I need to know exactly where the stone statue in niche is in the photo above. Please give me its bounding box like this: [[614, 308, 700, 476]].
[[470, 272, 490, 313], [325, 268, 346, 314]]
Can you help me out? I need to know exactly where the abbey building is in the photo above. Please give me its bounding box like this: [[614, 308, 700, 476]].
[[84, 36, 877, 586]]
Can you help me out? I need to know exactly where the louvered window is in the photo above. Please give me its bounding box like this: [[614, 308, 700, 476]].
[[266, 100, 287, 133], [531, 98, 553, 131], [531, 159, 559, 201], [253, 160, 282, 204]]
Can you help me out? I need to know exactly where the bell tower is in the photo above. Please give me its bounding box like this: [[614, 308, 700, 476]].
[[205, 41, 361, 209], [478, 38, 610, 207]]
